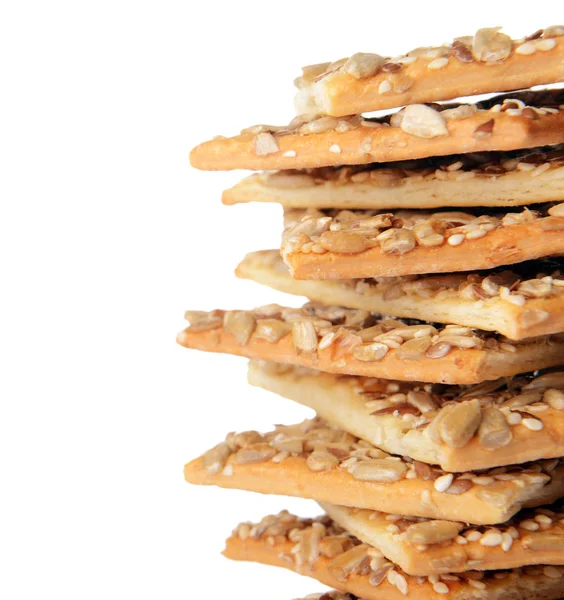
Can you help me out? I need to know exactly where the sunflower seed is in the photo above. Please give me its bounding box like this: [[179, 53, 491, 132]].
[[405, 520, 463, 545], [478, 408, 512, 450], [254, 132, 279, 155], [292, 321, 318, 353], [254, 319, 291, 342], [319, 230, 373, 253], [234, 443, 276, 464], [522, 533, 564, 550], [354, 343, 389, 362], [439, 399, 482, 448], [307, 451, 340, 472], [202, 442, 232, 474], [223, 310, 256, 345], [348, 459, 407, 482]]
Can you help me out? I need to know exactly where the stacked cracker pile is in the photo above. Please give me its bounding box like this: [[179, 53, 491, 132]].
[[181, 26, 564, 600]]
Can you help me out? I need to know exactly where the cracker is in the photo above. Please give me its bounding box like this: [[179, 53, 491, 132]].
[[177, 303, 564, 384], [237, 251, 564, 340], [322, 501, 564, 576], [225, 511, 564, 600], [248, 360, 564, 472], [281, 205, 564, 279], [190, 91, 564, 171], [184, 417, 564, 525], [294, 27, 564, 117], [223, 147, 564, 210]]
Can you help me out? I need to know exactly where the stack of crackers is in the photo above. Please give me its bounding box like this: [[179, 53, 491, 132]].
[[181, 26, 564, 600]]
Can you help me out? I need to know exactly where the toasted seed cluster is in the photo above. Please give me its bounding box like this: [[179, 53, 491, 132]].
[[282, 203, 564, 259], [201, 416, 555, 496], [245, 90, 564, 150], [354, 503, 564, 555], [295, 27, 564, 88], [349, 369, 564, 450], [182, 302, 556, 364], [262, 146, 564, 190], [232, 511, 564, 595]]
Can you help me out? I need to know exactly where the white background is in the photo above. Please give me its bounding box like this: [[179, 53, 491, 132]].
[[1, 1, 562, 598]]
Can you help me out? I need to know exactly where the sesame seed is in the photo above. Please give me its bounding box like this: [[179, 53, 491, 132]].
[[434, 473, 453, 492], [507, 412, 522, 425], [428, 57, 449, 70], [480, 531, 503, 547], [520, 519, 540, 531], [282, 150, 297, 157], [465, 228, 487, 240], [506, 294, 526, 306], [465, 530, 482, 542], [535, 513, 553, 525], [501, 532, 513, 552], [433, 582, 449, 594], [537, 38, 557, 51], [378, 80, 392, 94], [522, 417, 543, 431], [447, 233, 465, 246], [516, 42, 537, 55], [329, 144, 341, 154]]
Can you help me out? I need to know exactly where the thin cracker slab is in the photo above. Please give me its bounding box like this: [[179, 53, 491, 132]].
[[223, 147, 564, 210], [185, 417, 564, 525], [190, 91, 564, 171], [322, 502, 564, 576], [177, 303, 564, 384], [294, 28, 564, 116], [282, 205, 564, 280], [237, 251, 564, 340], [249, 361, 564, 472], [225, 511, 564, 600]]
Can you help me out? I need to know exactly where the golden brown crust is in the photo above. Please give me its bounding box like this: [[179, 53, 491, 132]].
[[248, 361, 564, 472], [237, 251, 564, 340], [322, 502, 564, 576], [295, 33, 564, 117], [225, 513, 564, 600], [282, 211, 564, 280], [177, 303, 564, 384], [184, 418, 564, 525], [190, 92, 564, 171], [222, 147, 564, 210]]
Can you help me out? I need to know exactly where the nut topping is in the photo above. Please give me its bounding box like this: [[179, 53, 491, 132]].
[[254, 132, 279, 156], [472, 27, 512, 63], [399, 105, 448, 139], [344, 53, 385, 79]]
